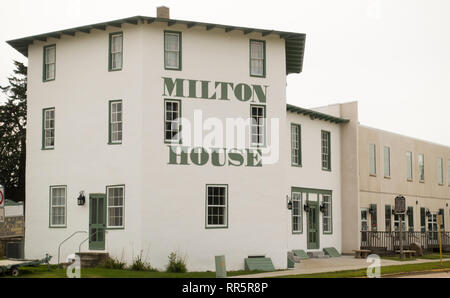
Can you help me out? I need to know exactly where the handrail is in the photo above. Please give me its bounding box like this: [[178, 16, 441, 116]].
[[57, 231, 87, 264], [78, 230, 99, 253]]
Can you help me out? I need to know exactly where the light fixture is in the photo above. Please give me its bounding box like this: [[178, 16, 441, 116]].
[[286, 195, 292, 210], [426, 209, 431, 217], [319, 202, 325, 213], [304, 202, 310, 213], [77, 191, 86, 206]]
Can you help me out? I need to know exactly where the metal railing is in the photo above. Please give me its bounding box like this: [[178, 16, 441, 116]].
[[57, 231, 87, 264], [361, 231, 450, 253], [78, 230, 101, 253]]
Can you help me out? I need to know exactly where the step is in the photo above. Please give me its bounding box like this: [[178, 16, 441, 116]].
[[76, 252, 109, 268], [307, 251, 330, 259], [292, 249, 309, 259], [323, 247, 341, 258], [244, 257, 275, 272]]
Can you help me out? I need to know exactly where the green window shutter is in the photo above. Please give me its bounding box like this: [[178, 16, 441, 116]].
[[420, 207, 426, 232], [384, 146, 390, 177], [370, 204, 377, 231], [385, 205, 391, 232], [407, 206, 414, 231], [369, 144, 376, 175], [439, 209, 445, 231]]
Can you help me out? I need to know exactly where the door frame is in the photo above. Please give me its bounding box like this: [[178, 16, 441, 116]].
[[89, 193, 107, 251], [307, 201, 320, 249]]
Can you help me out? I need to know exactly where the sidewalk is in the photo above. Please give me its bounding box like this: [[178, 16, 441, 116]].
[[232, 256, 450, 278]]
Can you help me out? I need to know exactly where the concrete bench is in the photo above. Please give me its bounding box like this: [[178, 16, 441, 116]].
[[353, 249, 371, 259], [395, 250, 416, 259]]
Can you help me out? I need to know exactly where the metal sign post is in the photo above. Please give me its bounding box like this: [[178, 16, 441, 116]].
[[394, 195, 406, 259]]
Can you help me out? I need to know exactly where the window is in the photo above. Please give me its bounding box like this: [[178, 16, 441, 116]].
[[439, 209, 445, 231], [107, 185, 124, 228], [369, 144, 376, 175], [109, 32, 123, 71], [250, 105, 265, 146], [250, 40, 266, 77], [418, 154, 425, 182], [407, 206, 414, 232], [406, 151, 413, 181], [164, 31, 181, 70], [164, 99, 181, 143], [292, 192, 302, 233], [385, 205, 392, 232], [291, 124, 301, 166], [384, 146, 390, 177], [43, 45, 56, 81], [420, 207, 426, 232], [321, 131, 331, 171], [322, 195, 332, 234], [206, 185, 228, 228], [370, 204, 377, 231], [109, 100, 122, 144], [438, 157, 443, 185], [42, 108, 55, 150], [50, 186, 66, 227], [394, 214, 406, 231]]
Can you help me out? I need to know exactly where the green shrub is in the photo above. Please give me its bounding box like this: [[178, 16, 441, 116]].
[[131, 250, 156, 271], [166, 251, 187, 273], [101, 256, 126, 270]]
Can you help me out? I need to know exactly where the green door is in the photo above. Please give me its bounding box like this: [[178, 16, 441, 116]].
[[307, 201, 320, 249], [89, 194, 106, 250]]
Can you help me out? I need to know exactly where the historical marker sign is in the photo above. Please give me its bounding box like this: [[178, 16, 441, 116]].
[[394, 195, 406, 214], [0, 185, 4, 208]]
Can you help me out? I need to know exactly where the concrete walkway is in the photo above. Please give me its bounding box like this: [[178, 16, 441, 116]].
[[233, 256, 450, 278]]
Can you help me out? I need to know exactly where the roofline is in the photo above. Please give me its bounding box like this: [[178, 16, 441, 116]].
[[6, 15, 306, 75], [287, 104, 350, 124]]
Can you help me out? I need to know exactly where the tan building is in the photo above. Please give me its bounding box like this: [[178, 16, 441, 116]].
[[311, 101, 450, 254]]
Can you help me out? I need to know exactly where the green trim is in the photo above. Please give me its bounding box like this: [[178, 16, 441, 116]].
[[290, 123, 302, 167], [250, 104, 267, 148], [291, 189, 303, 235], [42, 44, 56, 82], [205, 184, 229, 229], [108, 100, 123, 145], [287, 104, 349, 124], [164, 98, 182, 144], [108, 32, 123, 72], [49, 185, 67, 229], [322, 194, 333, 235], [249, 39, 266, 78], [385, 205, 392, 232], [291, 187, 332, 196], [164, 31, 182, 71], [407, 206, 414, 231], [105, 184, 125, 229], [42, 107, 55, 150], [306, 200, 320, 249], [321, 130, 331, 171]]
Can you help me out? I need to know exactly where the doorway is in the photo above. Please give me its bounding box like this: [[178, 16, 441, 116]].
[[89, 194, 106, 250]]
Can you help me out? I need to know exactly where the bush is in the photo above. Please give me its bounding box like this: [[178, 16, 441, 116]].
[[131, 250, 156, 271], [101, 256, 126, 270], [166, 251, 187, 273]]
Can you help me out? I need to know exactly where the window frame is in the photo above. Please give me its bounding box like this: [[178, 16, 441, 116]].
[[321, 130, 331, 171], [164, 99, 182, 144], [385, 205, 392, 232], [49, 185, 67, 228], [437, 157, 444, 185], [291, 191, 303, 234], [205, 184, 229, 229], [249, 39, 266, 78], [290, 123, 302, 167], [106, 185, 125, 229], [42, 107, 55, 150], [43, 44, 56, 82], [108, 100, 123, 145], [322, 194, 333, 234], [384, 146, 391, 178], [108, 32, 123, 72], [418, 154, 425, 182], [250, 104, 266, 147], [406, 151, 413, 181], [369, 144, 376, 176], [407, 206, 414, 232], [164, 31, 182, 71]]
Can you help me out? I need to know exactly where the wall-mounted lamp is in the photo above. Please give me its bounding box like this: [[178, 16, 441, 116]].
[[447, 203, 448, 208], [77, 191, 86, 206], [369, 206, 376, 215], [304, 202, 311, 213], [426, 209, 431, 217], [319, 203, 326, 213], [392, 209, 396, 216], [416, 200, 418, 205], [406, 208, 411, 216], [286, 195, 293, 210]]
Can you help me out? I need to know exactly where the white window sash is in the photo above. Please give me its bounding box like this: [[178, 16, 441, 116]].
[[50, 187, 66, 227], [107, 186, 124, 228], [206, 186, 228, 228], [165, 100, 180, 143], [165, 33, 180, 69]]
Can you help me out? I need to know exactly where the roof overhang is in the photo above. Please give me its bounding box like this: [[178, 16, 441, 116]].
[[287, 104, 350, 124], [6, 15, 306, 75]]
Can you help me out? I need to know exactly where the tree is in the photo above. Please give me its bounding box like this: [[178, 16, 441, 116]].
[[0, 61, 27, 202]]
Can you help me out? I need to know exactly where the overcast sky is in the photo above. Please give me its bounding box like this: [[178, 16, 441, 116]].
[[1, 0, 449, 146]]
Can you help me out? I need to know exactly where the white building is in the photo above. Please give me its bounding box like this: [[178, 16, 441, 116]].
[[7, 7, 352, 270]]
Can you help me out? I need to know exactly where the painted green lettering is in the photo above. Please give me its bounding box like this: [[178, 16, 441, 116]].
[[163, 77, 185, 97], [215, 82, 234, 101], [234, 83, 252, 102], [191, 147, 209, 166], [228, 149, 244, 167], [246, 149, 262, 167], [211, 148, 226, 167], [252, 85, 267, 103], [201, 81, 217, 100], [168, 146, 189, 165]]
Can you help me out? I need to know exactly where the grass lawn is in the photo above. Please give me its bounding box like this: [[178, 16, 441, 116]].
[[0, 265, 266, 278], [277, 260, 450, 278], [381, 253, 450, 262]]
